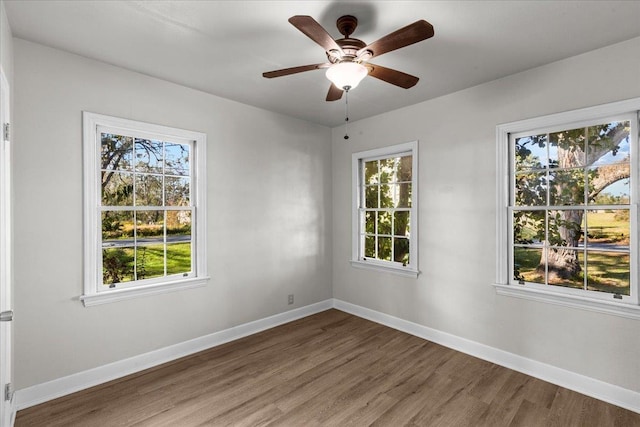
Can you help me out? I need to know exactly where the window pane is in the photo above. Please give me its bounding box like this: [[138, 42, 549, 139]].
[[136, 210, 164, 241], [544, 210, 585, 289], [587, 121, 630, 166], [165, 176, 190, 206], [380, 184, 394, 208], [381, 183, 412, 208], [365, 211, 375, 234], [378, 211, 392, 235], [364, 160, 378, 185], [513, 247, 544, 284], [586, 251, 630, 296], [365, 185, 378, 208], [513, 210, 545, 244], [167, 243, 192, 276], [101, 134, 133, 171], [101, 171, 133, 206], [134, 139, 163, 173], [549, 169, 584, 205], [136, 244, 165, 280], [548, 210, 583, 248], [515, 171, 547, 206], [588, 166, 630, 205], [102, 247, 134, 285], [379, 158, 396, 183], [393, 238, 410, 265], [102, 211, 134, 243], [549, 128, 585, 168], [393, 211, 410, 237], [165, 142, 190, 176], [548, 249, 584, 290], [396, 183, 412, 208], [364, 235, 375, 258], [377, 237, 392, 261], [585, 210, 629, 250], [515, 134, 547, 171], [135, 174, 163, 206], [167, 210, 191, 243], [397, 156, 412, 182]]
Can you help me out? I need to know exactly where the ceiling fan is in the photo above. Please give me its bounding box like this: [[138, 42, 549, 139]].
[[263, 15, 435, 101]]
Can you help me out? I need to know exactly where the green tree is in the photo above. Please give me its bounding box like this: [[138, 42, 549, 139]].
[[393, 155, 411, 264], [515, 122, 630, 281], [102, 248, 134, 285]]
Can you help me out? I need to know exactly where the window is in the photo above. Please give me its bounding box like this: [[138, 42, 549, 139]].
[[352, 141, 418, 277], [82, 112, 208, 306], [496, 99, 640, 318]]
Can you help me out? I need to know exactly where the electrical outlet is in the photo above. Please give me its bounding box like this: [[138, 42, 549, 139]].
[[288, 294, 294, 305]]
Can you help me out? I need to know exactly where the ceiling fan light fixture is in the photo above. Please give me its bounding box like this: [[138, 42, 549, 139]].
[[325, 61, 368, 91]]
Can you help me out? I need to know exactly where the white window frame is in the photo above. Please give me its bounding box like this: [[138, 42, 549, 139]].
[[351, 141, 419, 278], [81, 112, 208, 306], [494, 98, 640, 320]]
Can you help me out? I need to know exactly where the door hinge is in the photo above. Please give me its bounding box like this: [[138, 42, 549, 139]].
[[2, 123, 9, 142], [4, 383, 13, 402]]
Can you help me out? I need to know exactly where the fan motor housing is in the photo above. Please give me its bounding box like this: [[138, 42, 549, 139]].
[[328, 38, 368, 63]]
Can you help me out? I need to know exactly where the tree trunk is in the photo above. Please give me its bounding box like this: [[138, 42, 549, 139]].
[[537, 206, 583, 281], [540, 247, 581, 282]]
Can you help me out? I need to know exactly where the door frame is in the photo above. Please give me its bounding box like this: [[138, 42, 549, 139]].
[[0, 66, 14, 426]]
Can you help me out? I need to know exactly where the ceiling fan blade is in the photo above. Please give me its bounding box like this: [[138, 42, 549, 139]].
[[357, 20, 434, 59], [326, 84, 343, 101], [263, 63, 330, 78], [367, 63, 419, 89], [289, 16, 343, 54]]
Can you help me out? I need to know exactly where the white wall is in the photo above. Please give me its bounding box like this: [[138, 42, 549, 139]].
[[332, 37, 640, 393], [13, 39, 332, 389]]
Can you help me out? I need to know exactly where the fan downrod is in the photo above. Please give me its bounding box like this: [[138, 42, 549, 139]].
[[336, 15, 358, 38]]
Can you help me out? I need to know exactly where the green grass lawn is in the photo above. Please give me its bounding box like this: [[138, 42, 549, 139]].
[[136, 243, 192, 279], [103, 243, 191, 285], [586, 211, 629, 244], [514, 246, 629, 295], [585, 251, 629, 294]]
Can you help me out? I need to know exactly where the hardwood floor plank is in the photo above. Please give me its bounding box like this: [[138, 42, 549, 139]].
[[332, 392, 400, 426], [509, 398, 551, 427], [408, 387, 490, 426], [15, 309, 640, 427], [467, 362, 514, 404]]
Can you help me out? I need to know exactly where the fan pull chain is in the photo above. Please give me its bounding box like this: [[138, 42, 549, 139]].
[[344, 89, 350, 140]]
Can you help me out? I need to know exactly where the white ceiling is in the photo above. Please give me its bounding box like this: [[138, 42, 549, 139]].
[[5, 1, 640, 127]]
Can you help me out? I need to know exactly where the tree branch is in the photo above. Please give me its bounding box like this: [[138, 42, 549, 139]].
[[585, 124, 629, 165], [589, 160, 630, 200]]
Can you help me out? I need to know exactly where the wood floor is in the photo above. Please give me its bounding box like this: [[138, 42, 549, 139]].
[[15, 309, 640, 426]]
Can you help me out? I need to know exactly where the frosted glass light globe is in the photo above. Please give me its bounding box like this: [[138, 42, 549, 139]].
[[325, 62, 368, 90]]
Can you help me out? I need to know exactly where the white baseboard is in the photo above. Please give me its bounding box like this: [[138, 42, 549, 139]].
[[14, 298, 640, 416], [333, 299, 640, 415], [14, 299, 333, 411]]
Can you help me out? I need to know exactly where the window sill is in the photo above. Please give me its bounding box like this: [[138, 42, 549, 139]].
[[350, 260, 419, 278], [493, 283, 640, 320], [80, 277, 209, 307]]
